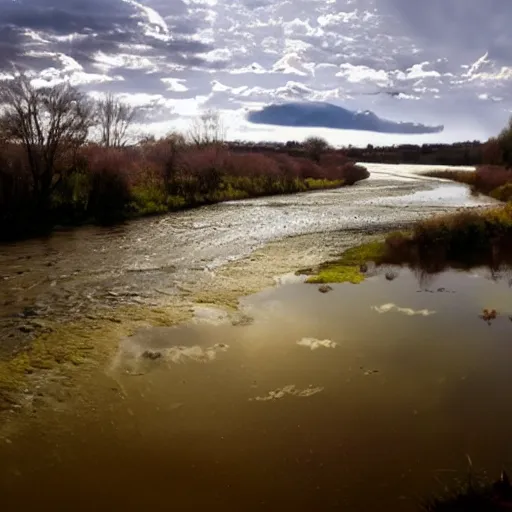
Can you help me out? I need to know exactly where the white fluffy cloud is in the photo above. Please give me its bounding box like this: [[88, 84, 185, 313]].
[[372, 303, 436, 316], [250, 384, 324, 402], [2, 0, 512, 144], [297, 337, 337, 350]]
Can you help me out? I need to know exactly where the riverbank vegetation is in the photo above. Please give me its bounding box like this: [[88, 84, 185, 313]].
[[301, 204, 512, 283], [0, 76, 369, 241], [423, 166, 512, 202], [423, 118, 512, 201]]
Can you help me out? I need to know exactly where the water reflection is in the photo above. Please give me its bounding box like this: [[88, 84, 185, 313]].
[[2, 266, 512, 511], [381, 240, 512, 290]]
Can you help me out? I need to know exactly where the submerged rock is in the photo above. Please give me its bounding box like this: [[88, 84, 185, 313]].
[[231, 314, 254, 327], [385, 271, 397, 281], [318, 285, 333, 293], [142, 350, 162, 361]]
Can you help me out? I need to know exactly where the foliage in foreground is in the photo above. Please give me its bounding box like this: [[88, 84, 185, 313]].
[[421, 471, 512, 512]]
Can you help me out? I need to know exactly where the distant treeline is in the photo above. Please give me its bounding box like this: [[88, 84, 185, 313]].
[[228, 140, 485, 167]]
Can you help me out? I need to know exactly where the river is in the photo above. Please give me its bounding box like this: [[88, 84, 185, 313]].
[[0, 163, 505, 511], [0, 163, 491, 343]]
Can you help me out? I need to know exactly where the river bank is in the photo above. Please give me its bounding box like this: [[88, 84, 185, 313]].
[[0, 164, 490, 350], [1, 140, 370, 242]]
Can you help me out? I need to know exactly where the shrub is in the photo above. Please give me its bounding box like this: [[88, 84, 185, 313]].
[[340, 163, 370, 185], [0, 135, 369, 238], [0, 145, 32, 222], [475, 165, 512, 192], [423, 169, 476, 186], [84, 148, 133, 222], [130, 185, 168, 216], [490, 182, 512, 202], [382, 204, 512, 271]]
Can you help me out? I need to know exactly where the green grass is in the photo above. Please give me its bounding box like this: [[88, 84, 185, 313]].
[[128, 177, 348, 219], [306, 265, 365, 284], [130, 185, 169, 215], [300, 241, 387, 284], [304, 178, 344, 190]]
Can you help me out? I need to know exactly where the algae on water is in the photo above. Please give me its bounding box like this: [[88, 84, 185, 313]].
[[0, 304, 192, 411], [300, 241, 387, 284]]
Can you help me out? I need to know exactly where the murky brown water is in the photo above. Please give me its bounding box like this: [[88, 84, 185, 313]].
[[2, 267, 512, 511]]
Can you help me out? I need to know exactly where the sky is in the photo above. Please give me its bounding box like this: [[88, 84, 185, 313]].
[[1, 0, 511, 146]]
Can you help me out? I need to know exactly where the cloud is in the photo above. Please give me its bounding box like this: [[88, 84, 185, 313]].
[[164, 343, 229, 364], [297, 338, 337, 350], [0, 0, 218, 79], [1, 0, 511, 143], [247, 102, 444, 134], [372, 303, 436, 316], [250, 384, 324, 402]]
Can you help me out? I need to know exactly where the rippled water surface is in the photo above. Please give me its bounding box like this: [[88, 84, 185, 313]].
[[0, 164, 494, 335]]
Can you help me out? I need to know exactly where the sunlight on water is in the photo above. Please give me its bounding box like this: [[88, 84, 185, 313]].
[[376, 184, 496, 207], [2, 268, 512, 511], [361, 162, 475, 183]]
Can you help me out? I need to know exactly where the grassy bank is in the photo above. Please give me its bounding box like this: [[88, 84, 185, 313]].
[[300, 204, 512, 283], [297, 241, 387, 284], [0, 142, 369, 241]]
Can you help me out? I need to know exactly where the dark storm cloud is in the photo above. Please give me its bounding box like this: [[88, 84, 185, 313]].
[[0, 26, 26, 69], [0, 0, 221, 72], [1, 0, 137, 35]]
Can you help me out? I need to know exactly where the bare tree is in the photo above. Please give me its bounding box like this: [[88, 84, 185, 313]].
[[0, 74, 94, 210], [304, 136, 330, 163], [96, 93, 136, 148], [188, 109, 226, 146]]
